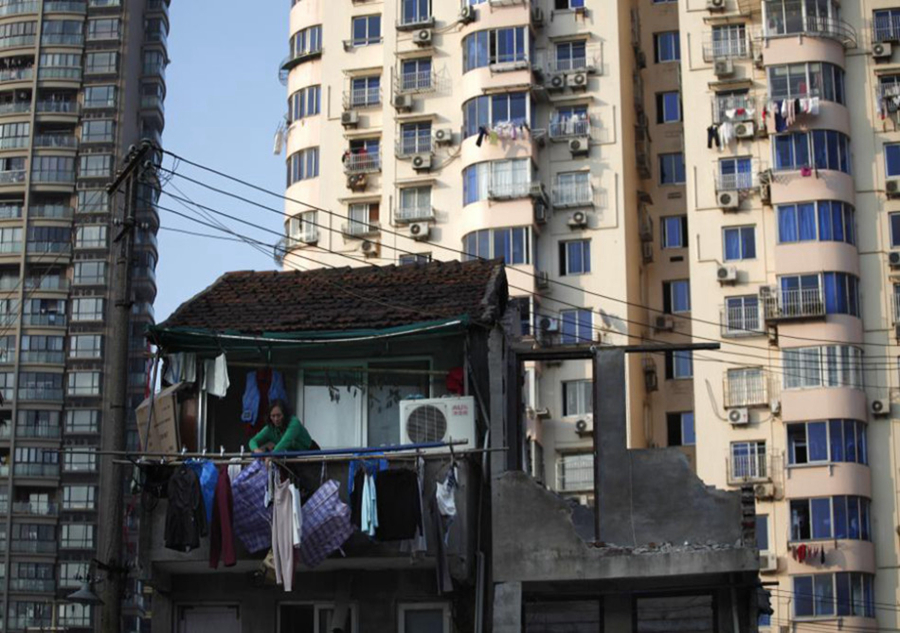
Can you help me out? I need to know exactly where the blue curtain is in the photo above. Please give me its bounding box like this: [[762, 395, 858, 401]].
[[567, 241, 583, 272], [808, 421, 828, 461], [811, 498, 832, 539], [775, 136, 793, 170], [798, 203, 816, 240], [833, 203, 845, 242], [778, 206, 797, 242], [512, 228, 525, 264], [724, 229, 740, 260], [824, 272, 837, 313], [813, 130, 828, 169], [741, 227, 756, 258], [817, 202, 833, 241], [794, 133, 810, 167]]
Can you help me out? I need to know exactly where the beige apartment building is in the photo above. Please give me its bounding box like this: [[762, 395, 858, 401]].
[[280, 0, 900, 630]]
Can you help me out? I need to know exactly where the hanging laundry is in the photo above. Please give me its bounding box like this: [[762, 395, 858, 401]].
[[475, 126, 487, 147], [271, 476, 295, 591], [707, 125, 720, 149], [718, 121, 734, 147], [809, 96, 820, 115], [231, 460, 273, 554], [800, 166, 813, 177], [164, 352, 197, 384], [435, 464, 459, 546], [241, 369, 289, 427], [820, 547, 826, 564], [375, 469, 423, 541], [203, 354, 230, 398], [186, 459, 218, 526], [360, 472, 378, 538], [227, 457, 242, 482], [165, 465, 208, 553], [209, 465, 236, 569], [290, 483, 303, 548], [299, 480, 354, 568], [797, 543, 808, 563], [348, 456, 388, 496]]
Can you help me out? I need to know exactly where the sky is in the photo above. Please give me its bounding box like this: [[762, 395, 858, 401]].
[[153, 1, 288, 322]]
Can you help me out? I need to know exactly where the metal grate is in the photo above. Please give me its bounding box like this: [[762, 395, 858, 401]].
[[405, 404, 447, 443]]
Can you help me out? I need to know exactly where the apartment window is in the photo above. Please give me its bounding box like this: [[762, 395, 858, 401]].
[[559, 309, 592, 345], [887, 143, 900, 178], [399, 603, 450, 633], [65, 410, 100, 434], [75, 225, 107, 250], [400, 58, 432, 91], [558, 239, 591, 276], [778, 201, 855, 245], [350, 75, 380, 107], [782, 345, 863, 390], [286, 147, 319, 186], [719, 157, 753, 190], [462, 227, 531, 265], [0, 227, 21, 253], [774, 131, 851, 174], [288, 211, 317, 243], [731, 441, 766, 479], [288, 85, 320, 123], [67, 371, 101, 397], [291, 25, 322, 58], [666, 412, 695, 446], [21, 335, 64, 362], [0, 20, 35, 45], [60, 523, 94, 549], [278, 603, 357, 633], [398, 186, 431, 220], [656, 91, 681, 124], [777, 272, 859, 317], [663, 280, 691, 313], [73, 261, 107, 285], [63, 447, 96, 472], [84, 85, 116, 109], [790, 495, 870, 541], [554, 0, 585, 8], [794, 573, 874, 619], [347, 203, 379, 234], [723, 226, 756, 261], [399, 253, 431, 266], [59, 562, 90, 589], [0, 123, 29, 149], [71, 298, 104, 322], [85, 51, 118, 74], [765, 0, 837, 35], [81, 120, 114, 144], [401, 0, 431, 25], [33, 155, 74, 180], [351, 15, 381, 47], [768, 63, 845, 103], [660, 216, 687, 249], [78, 154, 113, 178], [63, 486, 96, 511], [399, 121, 431, 156], [87, 17, 119, 40], [562, 380, 592, 416], [874, 8, 900, 41], [77, 190, 108, 214], [665, 350, 693, 379], [710, 24, 746, 59], [787, 419, 866, 465], [654, 31, 681, 63], [69, 335, 102, 359], [659, 152, 685, 185], [462, 158, 531, 203], [555, 40, 587, 71], [462, 92, 528, 138], [463, 27, 528, 72], [724, 295, 760, 334]]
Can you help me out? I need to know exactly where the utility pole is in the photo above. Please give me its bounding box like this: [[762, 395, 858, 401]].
[[98, 141, 153, 632]]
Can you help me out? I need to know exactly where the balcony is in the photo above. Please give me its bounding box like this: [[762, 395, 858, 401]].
[[16, 424, 60, 438], [23, 312, 65, 326], [14, 463, 60, 477], [0, 1, 38, 15], [140, 94, 164, 113], [548, 117, 591, 140], [44, 1, 86, 12], [142, 62, 165, 78], [0, 241, 22, 254], [715, 171, 758, 192], [0, 35, 36, 51], [17, 387, 64, 401], [37, 67, 82, 81], [132, 266, 156, 283], [343, 153, 381, 174], [0, 67, 33, 83], [0, 204, 21, 219], [763, 15, 857, 48], [12, 501, 58, 515], [761, 286, 825, 322], [291, 228, 318, 245], [31, 170, 75, 184], [32, 134, 76, 149], [342, 87, 381, 110], [720, 304, 763, 337], [145, 28, 167, 46], [552, 182, 593, 208], [396, 13, 434, 30], [546, 46, 601, 74], [146, 0, 168, 13], [279, 48, 322, 83], [395, 71, 435, 94], [29, 203, 72, 219], [0, 102, 30, 116], [723, 370, 770, 408], [27, 241, 71, 255], [396, 137, 432, 157], [0, 136, 27, 150], [89, 0, 120, 6], [487, 181, 545, 201], [40, 33, 84, 46], [9, 578, 55, 592], [35, 100, 79, 114], [0, 170, 25, 185], [555, 453, 594, 493], [725, 452, 780, 485], [10, 539, 56, 554], [341, 220, 380, 237], [394, 205, 434, 223], [712, 94, 757, 125], [19, 350, 65, 364], [25, 276, 68, 291], [702, 35, 750, 62]]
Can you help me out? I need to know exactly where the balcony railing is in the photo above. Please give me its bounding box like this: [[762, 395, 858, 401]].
[[0, 241, 21, 253], [555, 454, 594, 492], [342, 220, 380, 237], [141, 95, 164, 112], [12, 500, 58, 515], [764, 15, 857, 47], [27, 241, 71, 254], [548, 118, 591, 140], [44, 1, 87, 11], [25, 276, 68, 291], [712, 94, 757, 125], [720, 304, 763, 337], [13, 462, 60, 477], [20, 350, 65, 364], [396, 71, 435, 94], [723, 371, 770, 408], [715, 171, 757, 192], [343, 87, 381, 109], [487, 181, 545, 201], [30, 204, 73, 219], [31, 170, 76, 184], [546, 48, 601, 74], [17, 387, 64, 401], [35, 99, 79, 114], [23, 312, 65, 326], [0, 101, 29, 116], [702, 35, 750, 61], [9, 578, 56, 592], [761, 286, 825, 321], [10, 540, 56, 553], [0, 35, 35, 49], [726, 452, 777, 485], [0, 136, 26, 150], [0, 67, 33, 82], [552, 182, 593, 208], [40, 33, 84, 45], [37, 67, 82, 80], [0, 170, 24, 185], [0, 1, 38, 15], [396, 137, 432, 157], [32, 134, 77, 149], [16, 424, 61, 438], [142, 62, 165, 77], [0, 204, 21, 219], [343, 153, 381, 174], [395, 206, 434, 223]]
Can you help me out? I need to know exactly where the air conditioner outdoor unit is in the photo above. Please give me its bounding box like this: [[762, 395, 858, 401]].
[[412, 154, 432, 171], [536, 271, 550, 289], [871, 398, 890, 417], [728, 407, 749, 425], [568, 211, 588, 228], [399, 396, 476, 449], [873, 41, 893, 59], [540, 316, 558, 332], [534, 200, 548, 224], [759, 183, 771, 205], [394, 94, 413, 111], [734, 121, 755, 138], [361, 240, 379, 257], [547, 74, 566, 91], [415, 29, 433, 46], [434, 128, 453, 145], [707, 0, 726, 9], [654, 315, 674, 331], [409, 222, 430, 241], [532, 7, 545, 25], [341, 111, 359, 127], [760, 552, 778, 573], [717, 265, 738, 284], [890, 251, 900, 268], [714, 59, 734, 77], [568, 72, 588, 90], [754, 482, 776, 499], [459, 5, 476, 24], [574, 417, 592, 434], [887, 178, 900, 197], [568, 137, 589, 157], [717, 190, 739, 210]]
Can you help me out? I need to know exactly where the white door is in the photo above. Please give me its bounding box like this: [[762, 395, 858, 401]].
[[178, 606, 241, 633]]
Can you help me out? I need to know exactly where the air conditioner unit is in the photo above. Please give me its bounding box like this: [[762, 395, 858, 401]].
[[568, 211, 588, 228], [534, 200, 549, 224], [890, 251, 900, 268], [399, 396, 476, 449], [394, 94, 413, 111], [409, 222, 430, 241], [717, 265, 738, 284], [707, 0, 726, 9], [728, 407, 749, 425], [641, 241, 653, 263], [539, 316, 558, 332], [341, 111, 359, 127], [760, 552, 778, 573], [459, 5, 476, 24], [536, 271, 550, 289], [434, 128, 453, 145], [412, 154, 432, 171], [754, 482, 776, 499], [568, 72, 588, 90], [532, 6, 545, 25], [887, 178, 900, 197], [759, 183, 771, 205], [415, 29, 433, 46], [547, 74, 566, 91], [714, 59, 734, 77], [734, 121, 755, 138], [574, 417, 592, 434], [871, 398, 890, 417], [654, 315, 674, 331], [361, 240, 379, 257], [873, 41, 893, 59], [717, 190, 739, 210], [568, 137, 589, 157]]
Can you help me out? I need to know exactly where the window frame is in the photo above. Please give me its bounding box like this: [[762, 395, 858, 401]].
[[562, 379, 593, 417], [663, 279, 691, 314], [723, 225, 757, 261], [351, 14, 382, 47], [559, 239, 591, 276], [398, 602, 451, 633], [654, 31, 681, 63], [658, 152, 686, 185]]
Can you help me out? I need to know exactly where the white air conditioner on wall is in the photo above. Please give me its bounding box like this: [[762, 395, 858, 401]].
[[409, 222, 430, 241], [734, 121, 755, 138], [728, 407, 749, 425], [341, 111, 359, 127], [567, 72, 588, 90], [717, 265, 738, 284], [871, 398, 890, 417], [873, 41, 893, 59], [415, 29, 433, 46], [717, 191, 739, 210], [399, 396, 476, 449], [714, 59, 734, 77], [760, 552, 778, 573]]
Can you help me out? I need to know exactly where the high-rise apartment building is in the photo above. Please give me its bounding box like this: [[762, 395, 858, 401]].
[[0, 0, 167, 631], [280, 0, 900, 629]]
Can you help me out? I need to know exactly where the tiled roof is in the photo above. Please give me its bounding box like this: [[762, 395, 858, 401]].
[[157, 259, 507, 335]]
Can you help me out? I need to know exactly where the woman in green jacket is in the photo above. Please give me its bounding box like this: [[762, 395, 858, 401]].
[[249, 399, 315, 454]]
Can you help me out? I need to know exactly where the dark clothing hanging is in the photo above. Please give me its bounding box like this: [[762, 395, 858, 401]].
[[374, 469, 422, 541], [350, 468, 366, 529], [165, 465, 207, 552], [209, 465, 237, 569], [707, 125, 720, 149], [475, 126, 488, 147]]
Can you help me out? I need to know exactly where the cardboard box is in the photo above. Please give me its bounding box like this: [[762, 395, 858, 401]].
[[136, 382, 183, 454]]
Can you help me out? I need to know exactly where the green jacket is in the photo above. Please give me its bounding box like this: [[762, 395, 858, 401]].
[[248, 415, 313, 452]]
